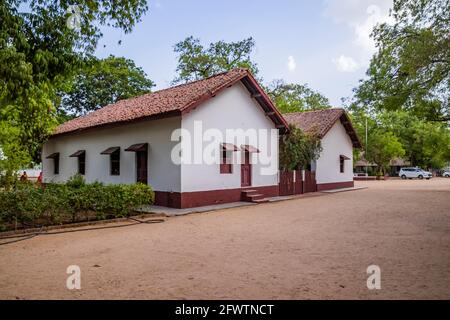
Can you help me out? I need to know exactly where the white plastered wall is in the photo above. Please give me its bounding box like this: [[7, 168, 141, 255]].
[[180, 82, 279, 192], [315, 120, 354, 184], [42, 116, 181, 192]]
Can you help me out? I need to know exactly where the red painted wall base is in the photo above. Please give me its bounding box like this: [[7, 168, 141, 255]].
[[316, 180, 354, 191], [155, 185, 279, 209]]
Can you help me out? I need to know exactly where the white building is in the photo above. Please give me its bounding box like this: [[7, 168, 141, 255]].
[[284, 109, 362, 191], [43, 68, 289, 208]]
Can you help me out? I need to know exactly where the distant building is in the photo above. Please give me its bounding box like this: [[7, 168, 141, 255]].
[[354, 157, 411, 176]]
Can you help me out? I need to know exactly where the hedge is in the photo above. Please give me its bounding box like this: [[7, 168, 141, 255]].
[[0, 175, 155, 231]]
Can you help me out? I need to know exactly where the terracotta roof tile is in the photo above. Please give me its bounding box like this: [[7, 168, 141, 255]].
[[283, 109, 344, 137], [284, 109, 362, 148], [54, 68, 250, 136]]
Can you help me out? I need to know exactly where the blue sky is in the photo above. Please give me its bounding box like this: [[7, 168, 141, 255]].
[[95, 0, 393, 106]]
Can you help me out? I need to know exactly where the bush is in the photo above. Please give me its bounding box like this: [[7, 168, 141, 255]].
[[0, 179, 154, 231]]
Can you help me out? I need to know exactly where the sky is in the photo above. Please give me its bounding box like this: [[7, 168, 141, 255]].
[[95, 0, 393, 107]]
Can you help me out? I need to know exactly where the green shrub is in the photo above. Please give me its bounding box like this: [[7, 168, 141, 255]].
[[0, 179, 155, 231], [66, 174, 86, 189]]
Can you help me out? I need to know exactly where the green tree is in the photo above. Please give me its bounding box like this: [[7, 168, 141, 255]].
[[60, 56, 155, 117], [0, 0, 148, 169], [349, 109, 449, 170], [366, 130, 405, 175], [173, 36, 258, 83], [267, 80, 331, 114], [354, 0, 449, 121], [279, 124, 322, 171], [0, 123, 31, 188], [378, 111, 450, 169]]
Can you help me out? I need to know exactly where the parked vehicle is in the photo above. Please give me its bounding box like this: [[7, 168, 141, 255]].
[[399, 167, 432, 180], [443, 170, 450, 178]]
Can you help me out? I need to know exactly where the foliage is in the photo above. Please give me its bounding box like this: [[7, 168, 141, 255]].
[[267, 79, 331, 114], [66, 173, 86, 189], [353, 0, 449, 121], [59, 56, 155, 117], [0, 0, 148, 167], [350, 109, 449, 170], [0, 179, 155, 231], [279, 124, 322, 171], [378, 111, 450, 168], [365, 130, 405, 175], [173, 36, 258, 83], [0, 122, 31, 189]]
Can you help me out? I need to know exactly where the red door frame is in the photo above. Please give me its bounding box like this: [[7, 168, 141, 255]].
[[241, 151, 251, 187]]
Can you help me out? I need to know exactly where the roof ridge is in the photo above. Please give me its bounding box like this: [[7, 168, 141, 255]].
[[283, 108, 344, 116], [154, 71, 226, 92], [150, 67, 248, 95]]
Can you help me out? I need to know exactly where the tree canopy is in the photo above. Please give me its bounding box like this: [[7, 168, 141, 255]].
[[353, 0, 449, 121], [366, 131, 405, 175], [60, 56, 155, 118], [350, 109, 449, 170], [173, 36, 258, 83], [377, 111, 450, 169], [172, 37, 331, 115], [0, 0, 148, 169], [267, 80, 331, 114]]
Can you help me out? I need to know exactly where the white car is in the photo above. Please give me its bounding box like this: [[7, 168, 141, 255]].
[[399, 167, 432, 180], [443, 170, 450, 178]]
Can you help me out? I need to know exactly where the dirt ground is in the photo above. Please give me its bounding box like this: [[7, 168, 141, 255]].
[[1, 178, 449, 300]]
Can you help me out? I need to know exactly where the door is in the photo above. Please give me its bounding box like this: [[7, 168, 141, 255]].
[[405, 168, 414, 178], [136, 151, 148, 184], [279, 171, 294, 196], [304, 170, 317, 193], [241, 151, 251, 187]]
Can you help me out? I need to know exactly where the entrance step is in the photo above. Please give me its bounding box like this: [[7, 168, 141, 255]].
[[241, 189, 268, 203]]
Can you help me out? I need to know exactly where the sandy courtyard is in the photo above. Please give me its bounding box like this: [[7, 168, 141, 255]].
[[1, 179, 449, 299]]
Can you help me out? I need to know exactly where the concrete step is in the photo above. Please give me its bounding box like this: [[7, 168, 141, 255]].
[[245, 193, 265, 200]]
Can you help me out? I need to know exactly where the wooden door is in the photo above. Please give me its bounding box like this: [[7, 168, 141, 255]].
[[136, 151, 148, 184], [241, 151, 251, 187], [304, 170, 317, 193], [279, 171, 294, 196]]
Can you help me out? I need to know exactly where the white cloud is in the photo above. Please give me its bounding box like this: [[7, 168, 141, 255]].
[[332, 55, 359, 72], [287, 55, 296, 71], [324, 0, 393, 53], [354, 4, 393, 51], [154, 1, 162, 8]]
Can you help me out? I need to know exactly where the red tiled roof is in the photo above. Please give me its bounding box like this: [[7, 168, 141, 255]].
[[283, 109, 362, 148], [53, 68, 288, 136]]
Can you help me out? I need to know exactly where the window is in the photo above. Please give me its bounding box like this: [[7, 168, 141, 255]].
[[220, 149, 232, 174], [70, 150, 86, 175], [54, 154, 60, 174], [46, 153, 60, 174], [340, 157, 345, 173], [100, 147, 120, 176], [78, 153, 85, 175], [111, 150, 120, 175]]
